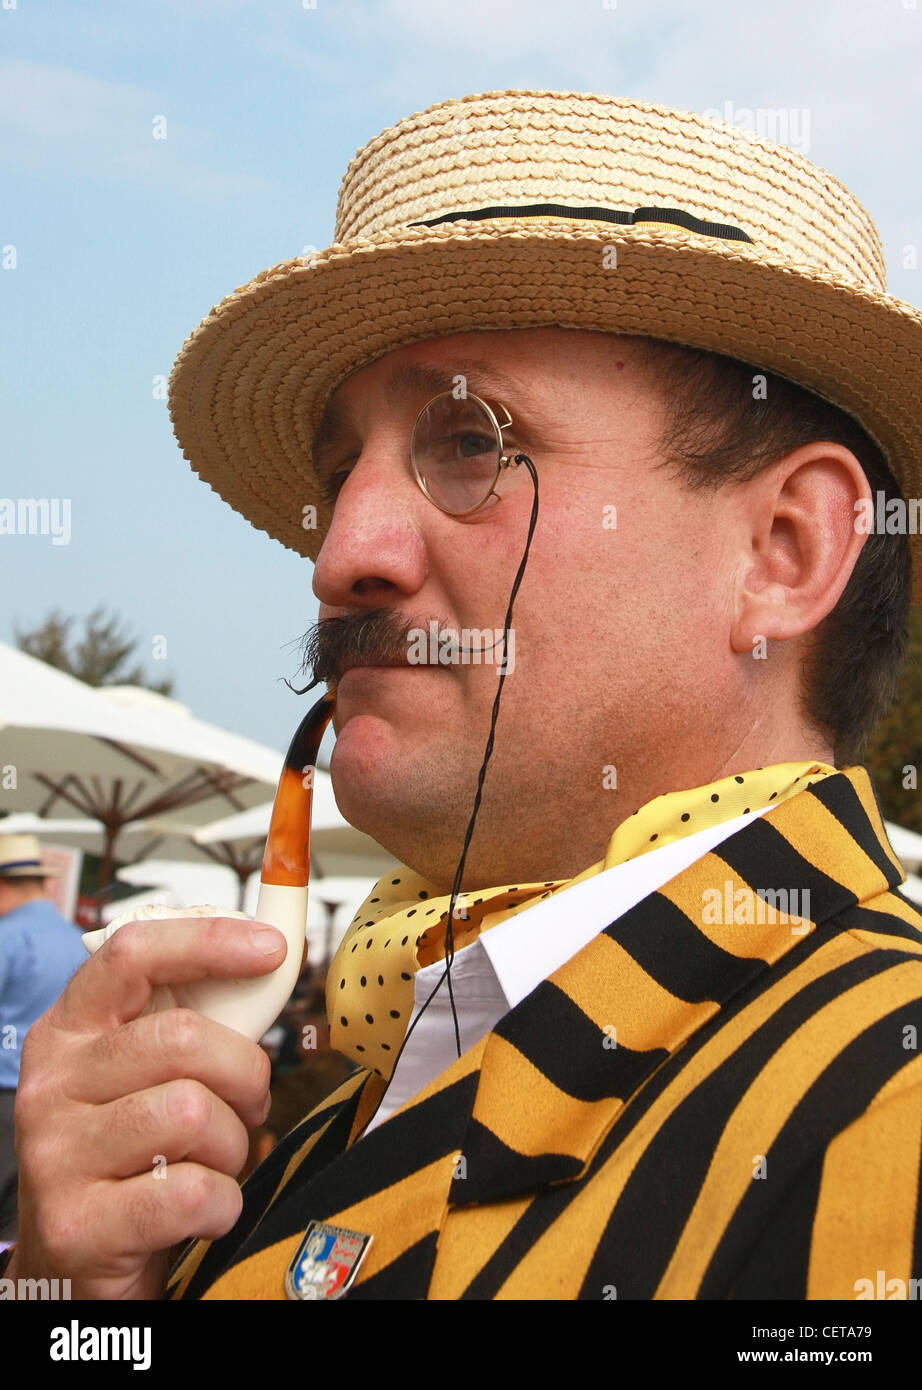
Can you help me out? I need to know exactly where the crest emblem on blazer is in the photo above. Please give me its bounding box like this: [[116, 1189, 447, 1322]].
[[285, 1221, 374, 1300]]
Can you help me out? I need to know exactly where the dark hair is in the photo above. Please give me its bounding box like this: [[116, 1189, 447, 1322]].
[[633, 339, 912, 765]]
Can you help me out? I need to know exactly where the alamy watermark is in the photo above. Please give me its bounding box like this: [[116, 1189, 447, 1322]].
[[50, 1319, 151, 1369], [699, 101, 811, 156], [407, 621, 515, 674], [854, 492, 922, 534], [0, 497, 71, 545], [0, 1275, 71, 1299], [702, 882, 811, 933], [854, 1270, 921, 1299]]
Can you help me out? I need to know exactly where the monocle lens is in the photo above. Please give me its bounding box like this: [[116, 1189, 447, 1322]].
[[411, 392, 501, 514]]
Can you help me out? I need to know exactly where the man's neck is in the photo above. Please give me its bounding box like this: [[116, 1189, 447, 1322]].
[[411, 741, 839, 893], [0, 891, 48, 916]]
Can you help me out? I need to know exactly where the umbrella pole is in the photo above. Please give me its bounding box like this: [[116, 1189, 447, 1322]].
[[97, 824, 120, 924]]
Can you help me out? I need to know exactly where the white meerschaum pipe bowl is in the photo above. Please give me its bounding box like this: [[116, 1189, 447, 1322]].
[[80, 887, 307, 1043]]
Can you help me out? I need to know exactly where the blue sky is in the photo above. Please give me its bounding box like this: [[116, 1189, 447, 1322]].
[[2, 0, 921, 760]]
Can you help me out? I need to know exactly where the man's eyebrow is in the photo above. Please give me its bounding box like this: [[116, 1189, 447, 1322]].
[[310, 358, 539, 470], [381, 359, 530, 410]]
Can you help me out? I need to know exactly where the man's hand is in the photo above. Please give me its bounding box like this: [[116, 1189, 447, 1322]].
[[7, 916, 286, 1300]]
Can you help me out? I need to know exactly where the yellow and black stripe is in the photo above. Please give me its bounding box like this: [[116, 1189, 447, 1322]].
[[166, 767, 922, 1300]]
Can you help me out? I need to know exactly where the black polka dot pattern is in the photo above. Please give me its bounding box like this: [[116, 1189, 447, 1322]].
[[324, 869, 573, 1079], [604, 761, 836, 871]]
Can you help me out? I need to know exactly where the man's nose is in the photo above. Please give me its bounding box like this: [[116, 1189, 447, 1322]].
[[311, 441, 429, 608]]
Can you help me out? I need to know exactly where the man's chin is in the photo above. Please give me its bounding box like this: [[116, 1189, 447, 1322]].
[[327, 710, 411, 832], [330, 707, 395, 773]]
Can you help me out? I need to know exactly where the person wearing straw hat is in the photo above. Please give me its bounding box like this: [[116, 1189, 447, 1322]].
[[0, 834, 86, 1247], [6, 90, 922, 1302]]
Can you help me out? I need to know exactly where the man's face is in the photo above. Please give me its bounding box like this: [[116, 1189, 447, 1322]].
[[311, 327, 745, 890]]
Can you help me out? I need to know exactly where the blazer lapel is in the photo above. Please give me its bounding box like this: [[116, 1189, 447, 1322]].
[[174, 765, 905, 1299]]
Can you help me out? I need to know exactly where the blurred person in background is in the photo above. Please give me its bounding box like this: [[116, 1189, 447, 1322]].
[[0, 834, 87, 1248]]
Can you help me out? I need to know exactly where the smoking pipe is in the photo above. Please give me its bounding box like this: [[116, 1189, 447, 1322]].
[[81, 689, 337, 1043]]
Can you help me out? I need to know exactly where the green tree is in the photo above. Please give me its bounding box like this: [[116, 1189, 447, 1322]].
[[14, 607, 175, 696], [864, 606, 922, 833]]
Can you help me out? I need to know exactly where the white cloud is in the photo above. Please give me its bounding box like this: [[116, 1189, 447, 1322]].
[[0, 59, 138, 140], [0, 59, 273, 195]]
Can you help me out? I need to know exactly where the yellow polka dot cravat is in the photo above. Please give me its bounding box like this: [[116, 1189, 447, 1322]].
[[326, 760, 835, 1077]]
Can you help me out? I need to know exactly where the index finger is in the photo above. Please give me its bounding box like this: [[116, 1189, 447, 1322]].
[[49, 917, 287, 1034]]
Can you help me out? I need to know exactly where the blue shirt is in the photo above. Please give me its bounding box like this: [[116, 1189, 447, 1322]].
[[0, 898, 88, 1087]]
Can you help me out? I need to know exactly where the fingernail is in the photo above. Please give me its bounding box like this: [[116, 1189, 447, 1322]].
[[250, 927, 283, 954]]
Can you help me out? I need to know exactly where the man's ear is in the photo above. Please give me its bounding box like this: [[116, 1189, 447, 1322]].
[[729, 442, 871, 654]]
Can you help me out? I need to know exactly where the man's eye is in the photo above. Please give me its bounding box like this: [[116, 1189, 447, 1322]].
[[456, 431, 496, 459]]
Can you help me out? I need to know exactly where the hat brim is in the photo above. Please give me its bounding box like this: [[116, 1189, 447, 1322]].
[[0, 866, 63, 878], [168, 219, 922, 599]]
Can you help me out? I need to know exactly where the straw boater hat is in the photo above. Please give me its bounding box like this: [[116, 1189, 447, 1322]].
[[168, 88, 922, 599], [0, 834, 61, 879]]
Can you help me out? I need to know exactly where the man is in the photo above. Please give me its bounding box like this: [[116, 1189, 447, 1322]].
[[5, 90, 922, 1301], [0, 834, 86, 1247]]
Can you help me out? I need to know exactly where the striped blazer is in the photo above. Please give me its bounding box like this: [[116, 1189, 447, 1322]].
[[166, 767, 922, 1300]]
